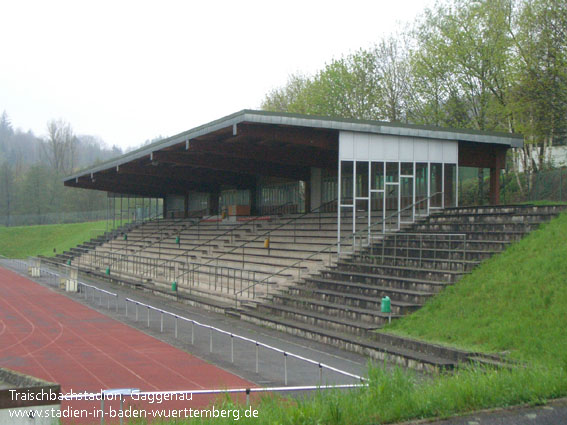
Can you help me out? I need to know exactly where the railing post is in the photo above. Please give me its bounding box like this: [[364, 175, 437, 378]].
[[191, 321, 194, 345], [284, 352, 288, 385], [231, 334, 234, 363], [209, 328, 213, 353], [147, 306, 150, 328], [255, 343, 259, 373], [174, 316, 178, 338]]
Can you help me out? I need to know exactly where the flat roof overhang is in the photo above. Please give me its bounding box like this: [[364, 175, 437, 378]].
[[64, 110, 524, 197]]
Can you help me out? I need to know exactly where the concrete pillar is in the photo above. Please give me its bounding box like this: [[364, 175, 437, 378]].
[[310, 167, 322, 211], [209, 190, 220, 216], [489, 168, 500, 205], [249, 180, 258, 216]]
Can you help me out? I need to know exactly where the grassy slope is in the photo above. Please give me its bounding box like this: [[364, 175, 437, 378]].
[[0, 221, 108, 258], [385, 211, 567, 368]]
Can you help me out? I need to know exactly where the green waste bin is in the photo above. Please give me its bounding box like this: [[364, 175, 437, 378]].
[[105, 267, 110, 275], [171, 281, 177, 292], [67, 259, 71, 266], [123, 234, 128, 241], [175, 236, 180, 245], [381, 296, 391, 314]]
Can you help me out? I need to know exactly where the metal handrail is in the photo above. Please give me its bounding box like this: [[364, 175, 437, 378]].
[[234, 192, 443, 306], [142, 202, 294, 279], [364, 231, 468, 271], [174, 199, 339, 285], [123, 297, 365, 383], [107, 213, 214, 267]]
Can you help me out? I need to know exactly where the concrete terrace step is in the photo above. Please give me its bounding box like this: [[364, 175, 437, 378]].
[[199, 255, 311, 275], [270, 293, 404, 326], [357, 247, 497, 262], [412, 222, 539, 233], [406, 230, 528, 241], [303, 275, 446, 298], [238, 309, 456, 372], [315, 269, 450, 294], [210, 248, 327, 263], [254, 302, 386, 334], [372, 238, 510, 252], [331, 262, 467, 282], [288, 283, 432, 308], [345, 255, 480, 272], [442, 204, 566, 215]]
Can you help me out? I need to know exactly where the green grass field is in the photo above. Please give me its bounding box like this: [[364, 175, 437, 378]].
[[0, 221, 108, 258]]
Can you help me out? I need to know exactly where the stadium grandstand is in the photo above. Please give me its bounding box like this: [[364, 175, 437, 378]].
[[55, 109, 554, 368]]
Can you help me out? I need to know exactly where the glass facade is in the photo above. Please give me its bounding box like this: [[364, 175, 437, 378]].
[[338, 159, 458, 247]]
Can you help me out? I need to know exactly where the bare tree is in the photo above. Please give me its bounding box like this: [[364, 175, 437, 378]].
[[43, 119, 77, 174]]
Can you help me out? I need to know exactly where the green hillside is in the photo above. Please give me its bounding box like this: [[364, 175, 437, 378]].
[[0, 221, 108, 258], [385, 211, 567, 368]]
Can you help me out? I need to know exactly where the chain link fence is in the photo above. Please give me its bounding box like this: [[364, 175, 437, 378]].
[[0, 209, 107, 226]]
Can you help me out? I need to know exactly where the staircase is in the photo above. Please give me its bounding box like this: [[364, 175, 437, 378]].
[[236, 204, 566, 372], [41, 222, 140, 266]]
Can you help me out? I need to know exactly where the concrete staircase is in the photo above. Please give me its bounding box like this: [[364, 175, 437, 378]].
[[236, 204, 566, 372], [42, 221, 140, 266]]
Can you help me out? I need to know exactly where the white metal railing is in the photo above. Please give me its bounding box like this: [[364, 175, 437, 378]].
[[123, 297, 365, 386], [233, 192, 444, 307]]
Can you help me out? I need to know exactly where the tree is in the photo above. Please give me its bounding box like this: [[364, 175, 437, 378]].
[[261, 73, 314, 114], [43, 119, 77, 175], [0, 161, 14, 226], [510, 0, 567, 173]]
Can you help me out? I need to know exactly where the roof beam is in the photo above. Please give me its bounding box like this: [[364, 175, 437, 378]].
[[187, 139, 337, 169], [153, 151, 310, 180], [116, 162, 256, 188]]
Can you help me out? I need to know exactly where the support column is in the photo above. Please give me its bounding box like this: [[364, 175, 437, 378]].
[[304, 179, 311, 213], [249, 179, 258, 216], [489, 168, 500, 205], [310, 167, 322, 211], [184, 193, 189, 218], [209, 190, 220, 216]]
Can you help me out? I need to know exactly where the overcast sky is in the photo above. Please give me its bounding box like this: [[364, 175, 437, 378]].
[[0, 0, 433, 150]]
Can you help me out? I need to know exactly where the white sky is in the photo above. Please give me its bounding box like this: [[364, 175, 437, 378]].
[[0, 0, 433, 150]]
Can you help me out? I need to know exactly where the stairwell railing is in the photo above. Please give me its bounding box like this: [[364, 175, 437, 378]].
[[174, 199, 338, 294], [233, 192, 445, 307]]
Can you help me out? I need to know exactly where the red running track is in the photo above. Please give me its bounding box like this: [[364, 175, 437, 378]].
[[0, 266, 255, 423]]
